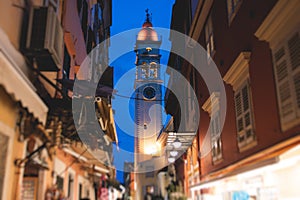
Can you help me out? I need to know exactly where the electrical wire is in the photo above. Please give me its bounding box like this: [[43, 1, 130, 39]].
[[113, 93, 165, 102]]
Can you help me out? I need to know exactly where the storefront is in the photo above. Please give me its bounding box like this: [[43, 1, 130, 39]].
[[191, 143, 300, 200]]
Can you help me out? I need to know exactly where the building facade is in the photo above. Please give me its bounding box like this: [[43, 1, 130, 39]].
[[0, 0, 119, 200], [166, 0, 300, 199]]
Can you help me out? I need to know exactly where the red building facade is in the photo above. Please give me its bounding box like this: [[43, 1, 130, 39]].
[[166, 0, 300, 199]]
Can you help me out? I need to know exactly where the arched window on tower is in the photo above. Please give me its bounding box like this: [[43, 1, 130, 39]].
[[149, 62, 158, 79]]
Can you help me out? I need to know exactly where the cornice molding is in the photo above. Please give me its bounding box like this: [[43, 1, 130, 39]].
[[223, 52, 251, 91], [202, 92, 220, 116], [255, 0, 300, 49]]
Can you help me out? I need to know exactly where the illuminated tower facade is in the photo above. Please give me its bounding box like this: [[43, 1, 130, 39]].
[[134, 10, 162, 199]]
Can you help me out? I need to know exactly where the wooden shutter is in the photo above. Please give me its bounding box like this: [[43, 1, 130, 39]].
[[288, 33, 300, 115], [293, 72, 300, 111], [210, 115, 216, 158], [205, 15, 214, 57], [211, 117, 215, 136], [242, 84, 255, 144], [215, 112, 220, 135], [273, 46, 296, 124], [235, 92, 244, 133], [215, 113, 222, 158], [235, 82, 255, 148], [288, 33, 300, 70], [242, 84, 252, 130], [211, 112, 222, 161]]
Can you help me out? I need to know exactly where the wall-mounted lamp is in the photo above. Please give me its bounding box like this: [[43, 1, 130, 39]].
[[168, 157, 175, 163], [173, 138, 182, 149], [146, 47, 152, 52], [170, 150, 178, 157]]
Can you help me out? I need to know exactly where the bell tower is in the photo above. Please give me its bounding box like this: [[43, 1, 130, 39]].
[[134, 9, 162, 199]]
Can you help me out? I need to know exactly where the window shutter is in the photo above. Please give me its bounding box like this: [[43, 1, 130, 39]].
[[288, 33, 300, 70], [293, 73, 300, 110], [245, 112, 251, 127], [235, 92, 242, 116], [242, 85, 249, 111], [288, 33, 300, 115], [205, 15, 214, 56], [235, 92, 244, 133], [235, 82, 255, 149], [210, 113, 220, 137], [273, 47, 296, 123], [242, 84, 252, 129], [211, 112, 222, 162], [215, 113, 220, 135], [210, 118, 214, 136]]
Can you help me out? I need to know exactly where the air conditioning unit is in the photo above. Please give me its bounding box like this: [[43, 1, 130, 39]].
[[25, 6, 63, 71]]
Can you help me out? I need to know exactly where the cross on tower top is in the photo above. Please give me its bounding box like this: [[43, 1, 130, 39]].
[[145, 8, 152, 23]]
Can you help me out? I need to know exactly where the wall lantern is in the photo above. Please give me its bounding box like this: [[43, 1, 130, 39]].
[[173, 138, 182, 149], [168, 157, 175, 163]]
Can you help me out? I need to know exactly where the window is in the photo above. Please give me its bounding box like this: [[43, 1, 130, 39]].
[[223, 52, 257, 152], [79, 183, 82, 199], [141, 67, 148, 79], [56, 176, 64, 190], [234, 81, 256, 150], [22, 177, 38, 200], [149, 62, 158, 79], [68, 173, 74, 199], [202, 92, 223, 163], [140, 63, 158, 79], [189, 68, 196, 110], [227, 0, 242, 24], [272, 32, 300, 130], [205, 14, 215, 58], [149, 68, 157, 78], [210, 112, 222, 163], [255, 0, 300, 131]]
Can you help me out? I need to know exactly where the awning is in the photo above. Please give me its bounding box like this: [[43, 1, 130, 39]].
[[0, 48, 48, 124]]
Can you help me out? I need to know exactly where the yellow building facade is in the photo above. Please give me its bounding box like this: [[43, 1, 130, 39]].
[[0, 0, 117, 199]]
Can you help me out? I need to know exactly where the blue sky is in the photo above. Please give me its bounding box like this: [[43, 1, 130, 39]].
[[109, 0, 175, 183]]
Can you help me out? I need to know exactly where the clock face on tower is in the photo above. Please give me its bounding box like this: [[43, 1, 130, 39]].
[[143, 86, 156, 99]]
